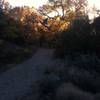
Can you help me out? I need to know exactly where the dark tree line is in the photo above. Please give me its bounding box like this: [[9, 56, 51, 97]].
[[55, 16, 100, 58]]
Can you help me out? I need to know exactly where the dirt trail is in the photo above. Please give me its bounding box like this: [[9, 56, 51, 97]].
[[0, 48, 54, 100]]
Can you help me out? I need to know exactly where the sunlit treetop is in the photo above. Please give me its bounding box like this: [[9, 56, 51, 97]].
[[2, 0, 100, 19], [39, 0, 88, 19], [5, 0, 100, 10]]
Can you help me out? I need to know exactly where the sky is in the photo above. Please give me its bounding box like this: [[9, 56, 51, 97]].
[[87, 0, 100, 19], [6, 0, 100, 9], [88, 0, 100, 9], [6, 0, 48, 8]]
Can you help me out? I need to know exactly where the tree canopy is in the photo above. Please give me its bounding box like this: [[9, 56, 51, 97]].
[[39, 0, 88, 18]]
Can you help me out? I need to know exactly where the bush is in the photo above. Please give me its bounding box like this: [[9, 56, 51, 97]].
[[38, 75, 61, 100], [36, 54, 100, 100]]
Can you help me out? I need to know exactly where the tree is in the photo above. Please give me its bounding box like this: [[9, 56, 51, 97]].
[[0, 0, 4, 8], [48, 0, 69, 17], [0, 0, 11, 12], [0, 0, 4, 14], [39, 0, 87, 18], [69, 0, 88, 17], [39, 0, 70, 18]]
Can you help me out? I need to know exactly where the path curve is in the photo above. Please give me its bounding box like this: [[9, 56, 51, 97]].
[[0, 48, 54, 100]]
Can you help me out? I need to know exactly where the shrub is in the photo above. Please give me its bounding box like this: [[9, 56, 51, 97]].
[[37, 54, 100, 100]]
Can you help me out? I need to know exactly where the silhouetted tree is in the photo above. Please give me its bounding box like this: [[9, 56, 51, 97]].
[[93, 16, 100, 35]]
